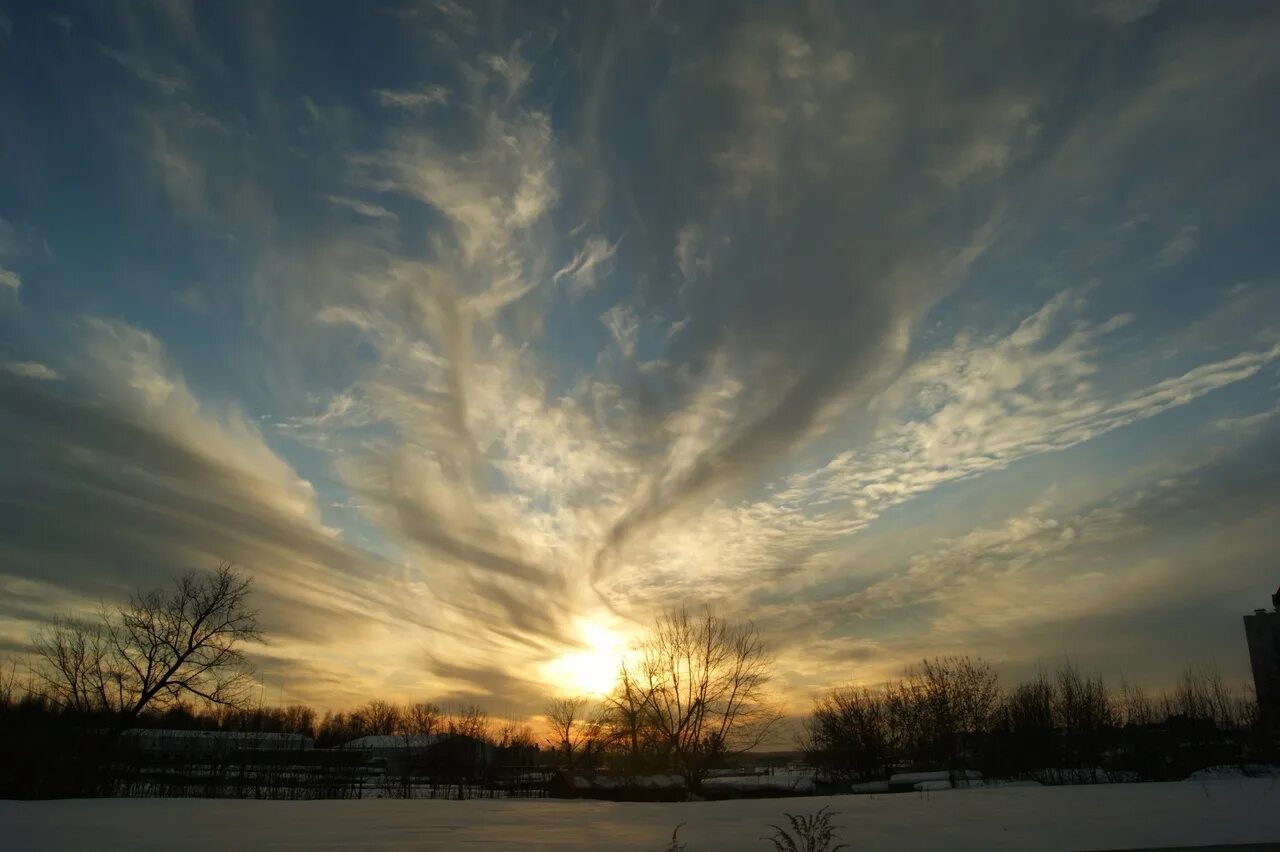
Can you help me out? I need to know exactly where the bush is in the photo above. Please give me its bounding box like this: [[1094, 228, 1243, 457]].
[[762, 807, 849, 852]]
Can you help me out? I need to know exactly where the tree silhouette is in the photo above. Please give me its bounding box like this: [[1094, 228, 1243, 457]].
[[631, 606, 782, 787], [32, 562, 261, 724]]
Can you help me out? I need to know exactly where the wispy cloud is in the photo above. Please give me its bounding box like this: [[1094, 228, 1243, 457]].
[[1090, 0, 1163, 26], [785, 296, 1275, 535], [594, 286, 1279, 691], [100, 45, 187, 95], [375, 86, 451, 111], [0, 319, 451, 706], [2, 1, 1278, 709], [1153, 224, 1200, 269], [2, 361, 58, 381], [325, 195, 397, 220], [600, 304, 639, 357], [554, 234, 619, 294]]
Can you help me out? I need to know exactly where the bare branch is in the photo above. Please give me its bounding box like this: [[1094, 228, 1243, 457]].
[[29, 562, 262, 723]]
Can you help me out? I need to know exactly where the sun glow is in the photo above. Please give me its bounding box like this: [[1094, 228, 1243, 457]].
[[543, 620, 631, 697]]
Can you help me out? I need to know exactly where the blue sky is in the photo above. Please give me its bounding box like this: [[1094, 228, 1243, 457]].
[[0, 0, 1278, 712]]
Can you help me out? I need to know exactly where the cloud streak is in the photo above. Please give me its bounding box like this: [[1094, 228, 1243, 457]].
[[0, 0, 1277, 710]]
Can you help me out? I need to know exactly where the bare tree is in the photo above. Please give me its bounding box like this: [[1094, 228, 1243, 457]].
[[439, 704, 492, 799], [1118, 678, 1156, 727], [633, 606, 782, 788], [603, 661, 656, 771], [404, 701, 443, 738], [1053, 659, 1113, 772], [31, 563, 261, 724], [494, 717, 537, 750], [29, 615, 112, 714], [545, 695, 606, 772], [1168, 661, 1256, 733], [447, 703, 491, 741], [280, 703, 318, 738], [802, 685, 891, 783], [994, 673, 1056, 775], [0, 656, 26, 709], [352, 700, 402, 736], [884, 676, 929, 765], [901, 656, 999, 781], [1188, 662, 1250, 730]]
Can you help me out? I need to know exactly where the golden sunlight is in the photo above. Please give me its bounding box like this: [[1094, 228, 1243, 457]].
[[542, 619, 630, 697]]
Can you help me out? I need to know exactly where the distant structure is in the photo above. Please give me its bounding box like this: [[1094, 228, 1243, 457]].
[[1243, 585, 1280, 730], [120, 728, 313, 756]]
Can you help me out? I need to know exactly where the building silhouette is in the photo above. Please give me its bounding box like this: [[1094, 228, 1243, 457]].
[[1243, 585, 1280, 730]]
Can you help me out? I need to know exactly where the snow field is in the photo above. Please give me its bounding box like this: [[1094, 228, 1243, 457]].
[[2, 779, 1278, 851]]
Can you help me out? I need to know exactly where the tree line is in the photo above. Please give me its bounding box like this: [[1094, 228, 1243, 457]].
[[0, 564, 547, 798], [3, 594, 783, 796], [802, 654, 1266, 786], [1, 563, 530, 747]]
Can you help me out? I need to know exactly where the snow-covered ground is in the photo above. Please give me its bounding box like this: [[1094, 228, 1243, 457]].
[[3, 780, 1278, 851]]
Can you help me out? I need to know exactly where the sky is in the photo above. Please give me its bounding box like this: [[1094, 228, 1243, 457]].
[[0, 0, 1278, 716]]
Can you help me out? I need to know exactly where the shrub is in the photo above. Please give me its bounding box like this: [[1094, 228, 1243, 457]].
[[762, 807, 849, 852]]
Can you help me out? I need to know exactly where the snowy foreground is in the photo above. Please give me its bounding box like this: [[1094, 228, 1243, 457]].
[[3, 781, 1279, 851]]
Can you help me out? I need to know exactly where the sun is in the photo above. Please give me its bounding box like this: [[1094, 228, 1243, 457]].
[[543, 620, 629, 697]]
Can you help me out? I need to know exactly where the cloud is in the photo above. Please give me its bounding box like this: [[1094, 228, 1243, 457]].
[[1089, 0, 1163, 26], [600, 304, 639, 357], [593, 288, 1279, 686], [554, 234, 619, 293], [375, 86, 451, 111], [359, 106, 555, 266], [0, 319, 457, 706], [296, 5, 1280, 701], [325, 195, 397, 220], [931, 100, 1035, 187], [583, 6, 1064, 576], [2, 361, 59, 381], [1153, 224, 1200, 269], [78, 9, 277, 231], [4, 1, 1278, 710], [674, 224, 712, 284], [256, 39, 627, 677], [849, 425, 1280, 670], [791, 295, 1277, 530], [100, 46, 187, 95], [1210, 405, 1279, 433], [0, 220, 28, 302], [373, 85, 453, 111], [727, 414, 1280, 694], [433, 0, 478, 27]]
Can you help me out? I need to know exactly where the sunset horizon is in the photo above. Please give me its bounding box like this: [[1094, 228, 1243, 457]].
[[1, 0, 1277, 725]]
